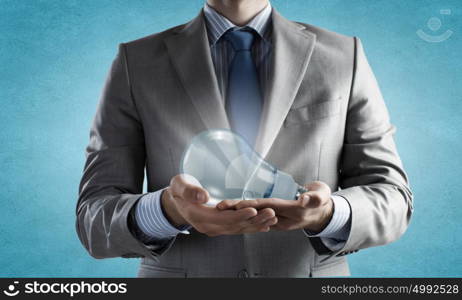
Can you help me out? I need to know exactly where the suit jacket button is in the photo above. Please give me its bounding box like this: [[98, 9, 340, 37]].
[[238, 269, 249, 278]]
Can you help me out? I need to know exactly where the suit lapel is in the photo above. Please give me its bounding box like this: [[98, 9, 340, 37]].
[[254, 10, 317, 158], [164, 10, 316, 156], [164, 12, 230, 130]]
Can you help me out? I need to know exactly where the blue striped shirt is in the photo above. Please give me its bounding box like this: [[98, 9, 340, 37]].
[[204, 2, 273, 100], [133, 3, 351, 249]]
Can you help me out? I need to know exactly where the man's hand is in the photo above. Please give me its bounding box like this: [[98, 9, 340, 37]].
[[216, 181, 334, 233], [161, 174, 278, 237]]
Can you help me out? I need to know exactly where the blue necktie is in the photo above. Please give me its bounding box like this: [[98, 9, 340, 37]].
[[224, 29, 263, 147]]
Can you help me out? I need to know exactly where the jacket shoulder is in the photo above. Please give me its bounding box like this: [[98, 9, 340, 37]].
[[121, 23, 186, 52], [296, 21, 356, 63], [297, 21, 354, 45]]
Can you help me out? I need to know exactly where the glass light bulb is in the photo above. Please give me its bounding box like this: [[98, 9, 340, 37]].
[[180, 129, 306, 206]]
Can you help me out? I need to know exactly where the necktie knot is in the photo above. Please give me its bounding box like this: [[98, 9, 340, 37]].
[[224, 29, 256, 51]]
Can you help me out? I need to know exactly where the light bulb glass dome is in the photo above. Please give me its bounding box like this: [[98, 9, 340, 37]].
[[180, 129, 306, 206]]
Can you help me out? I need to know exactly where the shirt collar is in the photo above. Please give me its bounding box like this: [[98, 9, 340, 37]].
[[203, 2, 272, 45]]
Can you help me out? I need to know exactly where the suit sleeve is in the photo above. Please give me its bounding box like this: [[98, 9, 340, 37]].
[[76, 44, 173, 260], [312, 37, 414, 257]]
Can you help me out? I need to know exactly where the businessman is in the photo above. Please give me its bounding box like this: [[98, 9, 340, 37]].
[[76, 0, 413, 277]]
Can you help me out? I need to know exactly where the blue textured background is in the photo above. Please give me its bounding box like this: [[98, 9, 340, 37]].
[[0, 0, 461, 277]]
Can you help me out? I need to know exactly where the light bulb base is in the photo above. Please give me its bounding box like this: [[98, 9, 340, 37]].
[[295, 186, 308, 199], [269, 170, 306, 200]]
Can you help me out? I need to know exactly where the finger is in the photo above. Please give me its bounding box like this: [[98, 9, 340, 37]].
[[215, 210, 272, 235], [203, 206, 258, 225], [230, 207, 259, 221], [191, 207, 259, 236], [301, 181, 331, 208], [170, 174, 209, 204], [235, 198, 294, 210], [304, 191, 326, 208], [297, 192, 323, 208], [216, 199, 242, 210], [248, 208, 276, 224], [218, 215, 277, 235], [259, 226, 271, 232], [234, 199, 259, 209], [305, 181, 331, 195], [267, 216, 292, 231], [241, 216, 278, 234], [263, 216, 278, 226], [253, 216, 278, 233]]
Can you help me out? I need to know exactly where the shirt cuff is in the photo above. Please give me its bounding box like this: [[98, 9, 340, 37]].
[[304, 195, 351, 240], [134, 188, 191, 242]]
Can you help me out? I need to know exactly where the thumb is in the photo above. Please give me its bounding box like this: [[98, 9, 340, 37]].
[[170, 174, 209, 204], [304, 181, 331, 195], [301, 181, 331, 207]]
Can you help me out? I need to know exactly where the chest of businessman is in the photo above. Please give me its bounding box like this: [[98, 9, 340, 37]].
[[129, 50, 352, 190]]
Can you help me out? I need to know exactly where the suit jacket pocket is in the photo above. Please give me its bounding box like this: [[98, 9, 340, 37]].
[[137, 264, 187, 278], [311, 255, 350, 278], [285, 97, 343, 126]]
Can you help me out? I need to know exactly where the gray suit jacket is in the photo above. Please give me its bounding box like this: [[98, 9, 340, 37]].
[[76, 9, 413, 278]]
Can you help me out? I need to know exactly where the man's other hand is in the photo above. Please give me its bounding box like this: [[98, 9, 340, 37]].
[[216, 181, 334, 233]]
